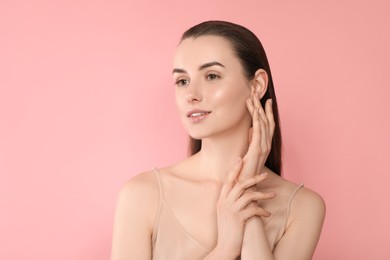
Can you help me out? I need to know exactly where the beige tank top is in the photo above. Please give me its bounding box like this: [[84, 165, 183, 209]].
[[151, 168, 303, 260]]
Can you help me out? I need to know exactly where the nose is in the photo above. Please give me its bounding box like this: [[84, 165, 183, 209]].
[[185, 92, 202, 104], [185, 83, 202, 104]]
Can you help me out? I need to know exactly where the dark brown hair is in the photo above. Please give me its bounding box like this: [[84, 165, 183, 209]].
[[181, 20, 282, 176]]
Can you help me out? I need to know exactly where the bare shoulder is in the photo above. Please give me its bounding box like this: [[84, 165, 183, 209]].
[[267, 175, 326, 258], [290, 185, 326, 223], [291, 187, 326, 215], [268, 173, 325, 224], [270, 174, 325, 216], [120, 169, 159, 197], [111, 170, 160, 258], [116, 169, 160, 225]]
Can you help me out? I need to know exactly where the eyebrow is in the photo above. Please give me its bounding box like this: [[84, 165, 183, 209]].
[[172, 61, 225, 74]]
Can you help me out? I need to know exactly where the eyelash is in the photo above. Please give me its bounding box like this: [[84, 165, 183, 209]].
[[175, 78, 190, 87], [206, 72, 220, 81], [175, 72, 221, 87]]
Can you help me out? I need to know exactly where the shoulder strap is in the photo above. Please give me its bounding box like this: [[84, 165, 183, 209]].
[[285, 183, 304, 225], [153, 167, 164, 199], [287, 183, 304, 206], [151, 167, 163, 245]]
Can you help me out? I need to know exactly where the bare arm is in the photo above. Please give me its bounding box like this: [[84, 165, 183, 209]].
[[240, 90, 276, 258], [110, 172, 158, 260], [241, 201, 274, 259], [240, 90, 325, 258]]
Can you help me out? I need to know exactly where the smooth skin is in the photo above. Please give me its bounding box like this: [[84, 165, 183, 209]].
[[111, 36, 325, 260]]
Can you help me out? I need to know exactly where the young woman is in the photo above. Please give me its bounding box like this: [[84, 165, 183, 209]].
[[111, 20, 325, 260]]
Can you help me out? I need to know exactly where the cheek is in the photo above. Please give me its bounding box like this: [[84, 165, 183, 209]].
[[211, 86, 240, 104], [212, 82, 251, 125], [211, 82, 249, 112]]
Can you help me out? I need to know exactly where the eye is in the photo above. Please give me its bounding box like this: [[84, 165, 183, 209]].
[[206, 73, 220, 81], [175, 78, 190, 87]]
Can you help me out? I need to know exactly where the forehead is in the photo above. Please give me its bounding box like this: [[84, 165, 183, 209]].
[[173, 35, 238, 69]]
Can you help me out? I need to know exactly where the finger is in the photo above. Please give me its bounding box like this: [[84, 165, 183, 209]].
[[241, 94, 264, 179], [240, 98, 261, 179], [254, 93, 268, 124], [234, 191, 276, 210], [247, 127, 253, 144], [220, 158, 243, 199], [246, 97, 254, 114], [227, 173, 268, 202], [241, 108, 261, 178], [259, 107, 269, 156], [247, 100, 261, 152], [242, 93, 269, 179], [253, 92, 261, 109], [265, 99, 275, 141], [240, 206, 272, 221], [253, 96, 271, 164]]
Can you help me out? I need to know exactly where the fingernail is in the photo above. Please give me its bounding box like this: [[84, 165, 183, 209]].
[[260, 172, 267, 177]]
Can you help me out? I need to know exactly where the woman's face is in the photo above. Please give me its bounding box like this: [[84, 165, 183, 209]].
[[173, 35, 252, 140]]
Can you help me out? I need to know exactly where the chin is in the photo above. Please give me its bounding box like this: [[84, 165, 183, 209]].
[[182, 123, 207, 140], [187, 132, 207, 140], [185, 127, 216, 140]]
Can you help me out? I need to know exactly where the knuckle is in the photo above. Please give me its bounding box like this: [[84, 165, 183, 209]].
[[236, 181, 245, 191], [242, 192, 251, 201]]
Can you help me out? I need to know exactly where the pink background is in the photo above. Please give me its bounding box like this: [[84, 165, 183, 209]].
[[1, 0, 389, 259]]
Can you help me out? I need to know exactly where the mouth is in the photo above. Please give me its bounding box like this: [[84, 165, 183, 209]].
[[187, 110, 211, 117], [186, 110, 211, 123]]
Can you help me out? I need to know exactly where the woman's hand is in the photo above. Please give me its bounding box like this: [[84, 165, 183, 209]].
[[239, 91, 275, 180], [212, 158, 275, 259]]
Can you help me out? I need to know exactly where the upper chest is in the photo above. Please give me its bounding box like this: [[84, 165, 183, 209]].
[[156, 173, 295, 250]]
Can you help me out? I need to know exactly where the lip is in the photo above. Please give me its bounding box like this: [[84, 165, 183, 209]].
[[186, 109, 211, 123], [186, 109, 211, 117]]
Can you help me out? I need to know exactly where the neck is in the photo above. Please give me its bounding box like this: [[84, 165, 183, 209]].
[[194, 124, 250, 183]]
